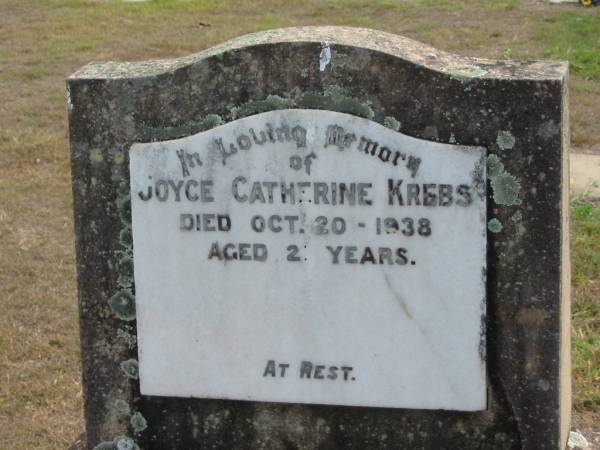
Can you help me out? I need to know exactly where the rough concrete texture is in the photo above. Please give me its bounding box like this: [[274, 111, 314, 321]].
[[68, 27, 570, 449]]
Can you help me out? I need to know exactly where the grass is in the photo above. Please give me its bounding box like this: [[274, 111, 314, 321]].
[[538, 12, 600, 80], [0, 0, 598, 447], [535, 11, 600, 146], [571, 198, 600, 413]]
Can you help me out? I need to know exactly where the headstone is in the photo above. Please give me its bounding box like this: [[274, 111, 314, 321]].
[[68, 27, 570, 449]]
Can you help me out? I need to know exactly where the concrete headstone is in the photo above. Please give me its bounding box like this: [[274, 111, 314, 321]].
[[68, 27, 570, 449]]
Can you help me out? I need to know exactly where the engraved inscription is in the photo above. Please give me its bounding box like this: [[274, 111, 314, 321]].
[[130, 109, 487, 411]]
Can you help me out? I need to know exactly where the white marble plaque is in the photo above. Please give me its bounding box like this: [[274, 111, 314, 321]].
[[130, 109, 487, 411]]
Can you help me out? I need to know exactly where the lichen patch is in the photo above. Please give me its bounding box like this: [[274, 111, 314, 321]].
[[130, 412, 148, 433], [496, 130, 515, 151], [109, 290, 136, 321], [490, 172, 522, 206], [488, 218, 503, 233], [120, 359, 139, 380], [383, 116, 401, 131]]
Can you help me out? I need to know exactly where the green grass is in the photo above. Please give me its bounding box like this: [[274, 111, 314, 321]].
[[538, 12, 600, 80], [572, 197, 600, 284], [571, 198, 600, 411], [489, 0, 519, 11]]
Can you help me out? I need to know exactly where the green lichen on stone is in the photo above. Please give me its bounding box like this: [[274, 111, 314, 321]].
[[114, 399, 131, 416], [298, 85, 374, 120], [114, 436, 139, 450], [486, 154, 505, 178], [496, 130, 516, 151], [118, 255, 134, 280], [117, 195, 131, 224], [383, 116, 401, 131], [92, 437, 139, 450], [119, 157, 130, 179], [491, 172, 522, 206], [90, 148, 104, 164], [109, 290, 136, 321], [119, 227, 133, 247], [197, 114, 224, 131], [120, 359, 139, 380], [130, 412, 148, 433], [227, 86, 374, 125], [231, 95, 296, 119], [118, 179, 130, 197], [488, 218, 503, 233], [117, 328, 137, 349], [487, 153, 521, 206], [114, 152, 126, 165], [117, 270, 131, 289], [138, 114, 224, 141], [511, 210, 523, 222]]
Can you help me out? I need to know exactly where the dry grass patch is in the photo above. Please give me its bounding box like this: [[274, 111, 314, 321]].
[[0, 0, 598, 447]]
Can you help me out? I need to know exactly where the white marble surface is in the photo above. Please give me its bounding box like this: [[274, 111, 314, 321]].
[[130, 109, 487, 411]]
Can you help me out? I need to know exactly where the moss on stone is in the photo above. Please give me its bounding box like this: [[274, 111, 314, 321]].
[[488, 218, 503, 233], [231, 95, 296, 119], [383, 116, 401, 131], [130, 412, 148, 433], [109, 290, 136, 321], [120, 359, 139, 380]]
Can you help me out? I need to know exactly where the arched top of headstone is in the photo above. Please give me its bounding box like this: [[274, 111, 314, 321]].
[[69, 26, 567, 81]]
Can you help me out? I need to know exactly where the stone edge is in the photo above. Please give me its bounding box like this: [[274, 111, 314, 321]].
[[560, 69, 572, 450], [67, 26, 568, 82]]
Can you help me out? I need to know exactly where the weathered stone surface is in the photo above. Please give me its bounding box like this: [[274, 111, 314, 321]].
[[68, 26, 570, 449]]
